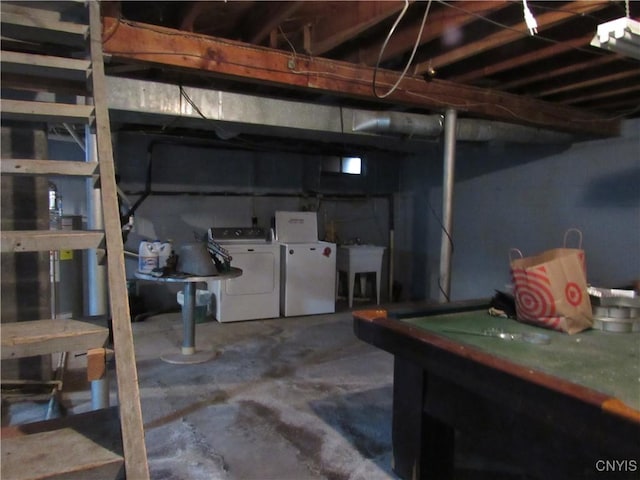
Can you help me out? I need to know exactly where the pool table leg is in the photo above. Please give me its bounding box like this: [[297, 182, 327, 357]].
[[392, 356, 455, 480]]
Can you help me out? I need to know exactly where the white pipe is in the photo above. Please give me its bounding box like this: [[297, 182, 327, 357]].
[[439, 109, 457, 302], [85, 125, 108, 316], [91, 378, 110, 409]]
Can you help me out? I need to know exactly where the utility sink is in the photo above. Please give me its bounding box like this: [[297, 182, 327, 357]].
[[337, 245, 385, 308]]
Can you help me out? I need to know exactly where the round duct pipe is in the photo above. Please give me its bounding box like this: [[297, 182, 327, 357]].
[[352, 112, 444, 137], [352, 112, 574, 144]]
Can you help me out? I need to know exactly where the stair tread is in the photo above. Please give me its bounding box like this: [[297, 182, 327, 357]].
[[1, 159, 98, 177], [1, 3, 88, 47], [1, 319, 109, 360], [1, 2, 150, 477], [1, 50, 90, 81], [1, 230, 104, 253], [3, 1, 88, 15], [1, 407, 124, 480], [1, 99, 94, 124]]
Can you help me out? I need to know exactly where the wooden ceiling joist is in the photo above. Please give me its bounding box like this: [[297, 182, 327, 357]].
[[354, 1, 508, 67], [450, 34, 595, 84], [246, 2, 305, 45], [413, 1, 609, 74], [535, 69, 640, 98], [563, 84, 640, 105], [310, 1, 408, 56], [101, 16, 619, 136]]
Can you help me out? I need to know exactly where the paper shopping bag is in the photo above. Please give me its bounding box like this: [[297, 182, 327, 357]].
[[510, 230, 593, 334]]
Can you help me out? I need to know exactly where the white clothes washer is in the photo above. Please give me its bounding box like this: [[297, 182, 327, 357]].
[[276, 211, 336, 317]]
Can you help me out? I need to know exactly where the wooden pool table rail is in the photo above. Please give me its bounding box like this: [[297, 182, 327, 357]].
[[353, 307, 640, 424], [353, 303, 640, 479]]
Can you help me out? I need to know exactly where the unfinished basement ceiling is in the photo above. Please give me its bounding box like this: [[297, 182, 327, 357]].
[[100, 0, 640, 138]]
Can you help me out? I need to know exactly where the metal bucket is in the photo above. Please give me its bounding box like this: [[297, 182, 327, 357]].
[[177, 243, 217, 276]]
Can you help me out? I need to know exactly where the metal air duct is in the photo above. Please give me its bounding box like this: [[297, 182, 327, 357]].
[[352, 112, 575, 144], [352, 111, 443, 137], [106, 77, 575, 146]]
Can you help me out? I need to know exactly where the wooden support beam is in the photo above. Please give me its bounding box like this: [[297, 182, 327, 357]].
[[101, 16, 620, 136]]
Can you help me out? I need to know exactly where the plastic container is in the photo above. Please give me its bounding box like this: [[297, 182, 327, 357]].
[[177, 289, 212, 323], [48, 181, 63, 230], [138, 241, 158, 273], [156, 240, 172, 269]]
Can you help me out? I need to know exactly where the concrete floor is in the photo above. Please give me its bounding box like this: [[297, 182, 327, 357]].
[[3, 300, 530, 480], [132, 304, 397, 480]]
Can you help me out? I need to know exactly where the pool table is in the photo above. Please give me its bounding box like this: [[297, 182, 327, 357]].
[[353, 300, 640, 479]]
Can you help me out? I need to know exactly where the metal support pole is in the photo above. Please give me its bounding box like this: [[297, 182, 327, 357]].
[[182, 282, 196, 355], [85, 126, 108, 315], [91, 378, 110, 409], [439, 109, 457, 302]]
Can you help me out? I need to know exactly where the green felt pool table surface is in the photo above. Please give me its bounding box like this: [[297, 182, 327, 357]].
[[401, 310, 640, 412], [353, 302, 640, 479]]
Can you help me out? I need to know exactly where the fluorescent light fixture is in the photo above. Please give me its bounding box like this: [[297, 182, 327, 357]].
[[590, 17, 640, 60]]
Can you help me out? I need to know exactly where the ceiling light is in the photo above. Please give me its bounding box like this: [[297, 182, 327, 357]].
[[590, 17, 640, 60]]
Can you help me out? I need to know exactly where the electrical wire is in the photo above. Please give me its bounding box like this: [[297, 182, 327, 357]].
[[372, 0, 409, 97], [278, 25, 297, 64], [179, 85, 208, 119], [373, 0, 433, 99], [522, 0, 538, 36], [427, 197, 453, 302]]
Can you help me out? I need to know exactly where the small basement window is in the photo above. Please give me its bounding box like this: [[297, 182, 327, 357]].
[[322, 156, 362, 175]]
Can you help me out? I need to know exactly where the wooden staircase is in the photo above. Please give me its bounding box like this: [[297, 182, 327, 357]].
[[1, 1, 149, 479]]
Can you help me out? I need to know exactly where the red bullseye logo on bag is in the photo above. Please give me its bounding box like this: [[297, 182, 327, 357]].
[[511, 266, 562, 331], [509, 228, 593, 334], [509, 229, 593, 334], [512, 267, 556, 318], [323, 247, 332, 257], [565, 282, 583, 306]]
